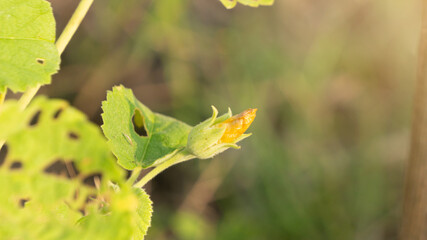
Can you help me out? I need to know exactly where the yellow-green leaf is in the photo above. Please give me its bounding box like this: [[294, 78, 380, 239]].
[[0, 0, 60, 93], [101, 85, 192, 169]]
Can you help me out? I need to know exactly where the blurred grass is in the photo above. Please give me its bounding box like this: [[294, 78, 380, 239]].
[[45, 0, 419, 239]]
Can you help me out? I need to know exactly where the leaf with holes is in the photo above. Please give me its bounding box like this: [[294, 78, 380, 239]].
[[0, 97, 124, 209], [101, 85, 192, 169], [3, 97, 123, 179], [0, 96, 154, 239], [0, 0, 60, 93]]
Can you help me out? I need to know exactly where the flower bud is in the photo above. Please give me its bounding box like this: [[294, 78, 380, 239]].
[[187, 106, 257, 159]]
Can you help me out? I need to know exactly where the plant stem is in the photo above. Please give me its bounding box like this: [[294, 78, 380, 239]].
[[56, 0, 94, 56], [134, 150, 195, 188], [17, 0, 95, 110], [18, 86, 39, 110], [400, 1, 427, 239], [127, 167, 143, 185]]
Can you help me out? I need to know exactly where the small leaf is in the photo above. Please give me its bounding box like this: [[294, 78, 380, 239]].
[[220, 0, 237, 9], [101, 85, 192, 169], [219, 0, 274, 9], [0, 0, 60, 93], [258, 0, 274, 5]]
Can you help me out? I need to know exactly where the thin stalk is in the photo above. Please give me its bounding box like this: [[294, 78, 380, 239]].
[[400, 1, 427, 239], [134, 150, 195, 188], [55, 0, 94, 56], [127, 167, 143, 185], [18, 86, 39, 110], [17, 0, 95, 110]]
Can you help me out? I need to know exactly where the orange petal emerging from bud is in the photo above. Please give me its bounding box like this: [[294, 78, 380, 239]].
[[216, 108, 257, 144]]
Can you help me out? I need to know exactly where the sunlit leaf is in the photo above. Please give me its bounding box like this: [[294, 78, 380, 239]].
[[77, 187, 152, 240], [1, 97, 122, 180], [219, 0, 274, 9], [220, 0, 237, 9], [101, 85, 192, 169], [0, 97, 152, 239], [0, 0, 60, 93]]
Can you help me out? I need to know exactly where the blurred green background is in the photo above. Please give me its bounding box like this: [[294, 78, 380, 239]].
[[43, 0, 419, 239]]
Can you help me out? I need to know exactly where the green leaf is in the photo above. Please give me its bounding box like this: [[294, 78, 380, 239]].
[[101, 85, 192, 169], [134, 188, 153, 238], [0, 0, 60, 93], [77, 187, 153, 240], [0, 97, 154, 239], [220, 0, 237, 9], [219, 0, 274, 9], [0, 97, 124, 209], [1, 97, 123, 180]]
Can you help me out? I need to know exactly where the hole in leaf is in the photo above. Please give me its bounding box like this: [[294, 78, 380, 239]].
[[82, 173, 103, 188], [36, 58, 45, 65], [78, 208, 85, 216], [44, 159, 78, 179], [19, 198, 30, 207], [132, 109, 147, 137], [29, 111, 41, 126], [19, 198, 30, 208], [0, 144, 8, 167], [10, 161, 22, 170], [68, 132, 79, 140], [53, 109, 63, 119]]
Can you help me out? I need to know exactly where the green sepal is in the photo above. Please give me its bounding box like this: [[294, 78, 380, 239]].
[[186, 106, 249, 159]]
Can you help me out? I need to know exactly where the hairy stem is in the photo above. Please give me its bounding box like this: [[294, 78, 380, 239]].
[[134, 150, 195, 188], [17, 0, 95, 110], [400, 1, 427, 239]]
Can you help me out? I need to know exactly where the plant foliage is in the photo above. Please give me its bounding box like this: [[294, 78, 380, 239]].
[[0, 0, 60, 93], [101, 85, 192, 169], [0, 97, 152, 239], [0, 0, 263, 238], [219, 0, 274, 9]]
